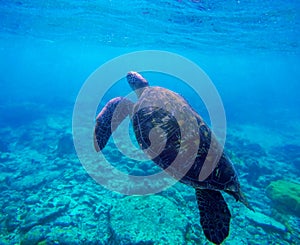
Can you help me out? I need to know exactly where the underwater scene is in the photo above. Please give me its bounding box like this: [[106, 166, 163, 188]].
[[0, 0, 300, 244]]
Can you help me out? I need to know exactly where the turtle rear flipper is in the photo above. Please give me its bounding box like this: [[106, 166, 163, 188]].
[[195, 188, 231, 245], [94, 97, 134, 151]]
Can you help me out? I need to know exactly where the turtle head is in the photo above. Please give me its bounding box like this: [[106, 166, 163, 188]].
[[127, 71, 149, 97]]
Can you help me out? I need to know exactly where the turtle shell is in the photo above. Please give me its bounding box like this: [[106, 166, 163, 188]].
[[131, 86, 240, 195]]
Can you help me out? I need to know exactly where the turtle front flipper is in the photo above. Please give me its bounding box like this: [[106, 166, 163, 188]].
[[94, 97, 134, 151], [195, 188, 231, 245]]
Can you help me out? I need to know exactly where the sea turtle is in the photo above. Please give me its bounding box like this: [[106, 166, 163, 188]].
[[94, 71, 252, 244]]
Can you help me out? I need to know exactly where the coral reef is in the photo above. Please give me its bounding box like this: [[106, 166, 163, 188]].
[[0, 112, 299, 245]]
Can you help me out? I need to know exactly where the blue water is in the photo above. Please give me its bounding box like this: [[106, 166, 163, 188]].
[[0, 1, 300, 244]]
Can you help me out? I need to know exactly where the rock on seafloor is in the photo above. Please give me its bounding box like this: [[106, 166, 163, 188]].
[[244, 209, 287, 234], [109, 195, 188, 244], [21, 201, 70, 233]]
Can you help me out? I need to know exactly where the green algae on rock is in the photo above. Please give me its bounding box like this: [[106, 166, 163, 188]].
[[266, 180, 300, 217]]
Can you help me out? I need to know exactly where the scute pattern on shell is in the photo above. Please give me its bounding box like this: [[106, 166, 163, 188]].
[[132, 86, 239, 194]]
